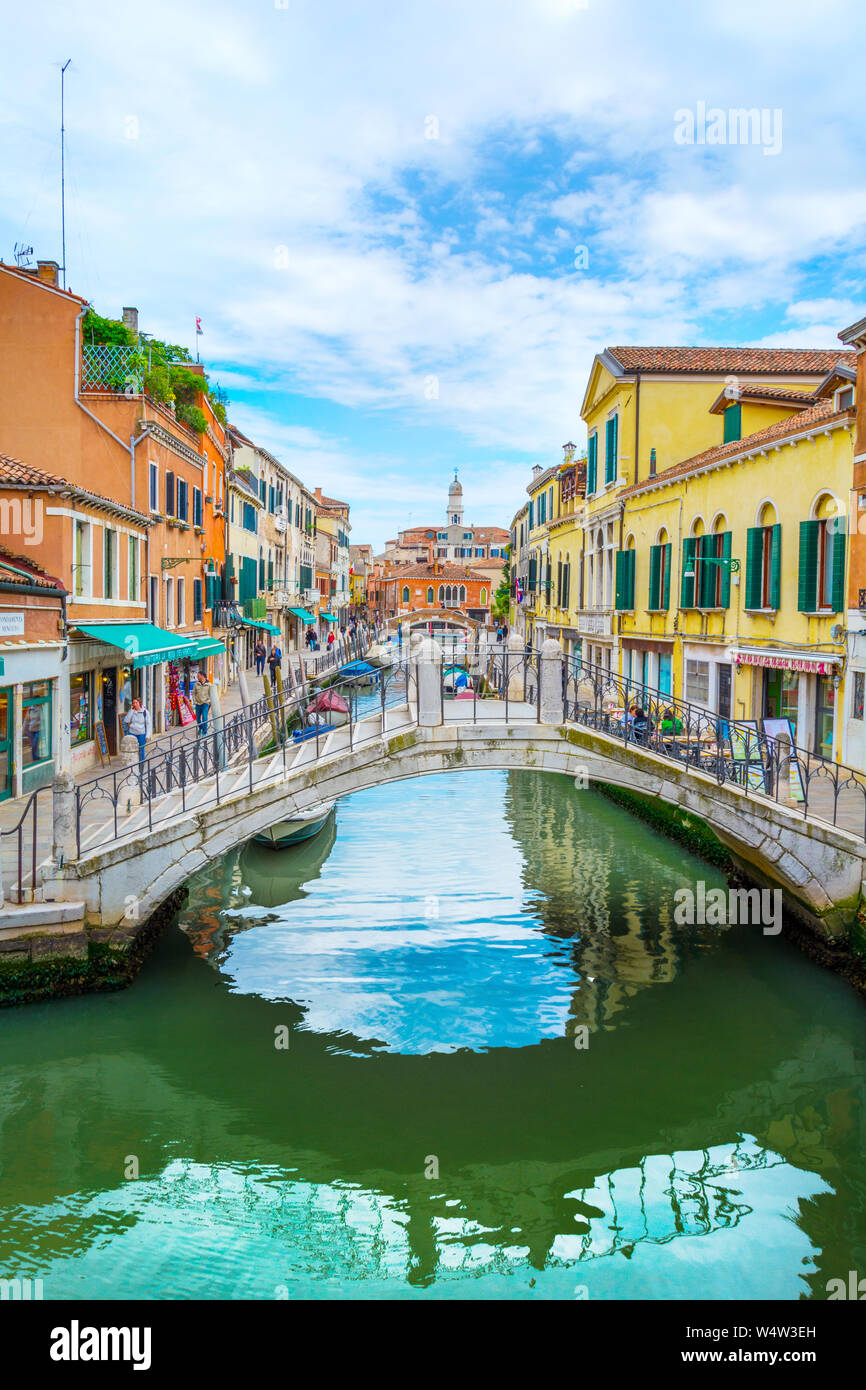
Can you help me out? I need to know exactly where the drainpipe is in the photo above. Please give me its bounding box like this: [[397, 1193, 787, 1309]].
[[633, 370, 641, 487]]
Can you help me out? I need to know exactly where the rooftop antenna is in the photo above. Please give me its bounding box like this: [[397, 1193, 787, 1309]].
[[60, 59, 71, 289]]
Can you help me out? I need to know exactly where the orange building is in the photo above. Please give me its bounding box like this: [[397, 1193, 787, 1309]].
[[378, 560, 493, 623], [0, 261, 229, 756]]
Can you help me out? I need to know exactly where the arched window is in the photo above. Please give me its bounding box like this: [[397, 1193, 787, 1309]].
[[438, 584, 444, 603], [480, 587, 487, 605], [459, 585, 466, 603], [401, 586, 410, 604], [427, 586, 434, 604]]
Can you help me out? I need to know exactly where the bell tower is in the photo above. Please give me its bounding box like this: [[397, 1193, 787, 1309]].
[[447, 469, 463, 526]]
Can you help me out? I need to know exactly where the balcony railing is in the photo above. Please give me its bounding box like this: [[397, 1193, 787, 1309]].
[[577, 609, 613, 637]]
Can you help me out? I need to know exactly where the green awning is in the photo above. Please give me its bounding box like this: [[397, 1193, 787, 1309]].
[[73, 622, 200, 669], [192, 637, 227, 659], [241, 617, 281, 635], [288, 607, 315, 625], [320, 612, 337, 621]]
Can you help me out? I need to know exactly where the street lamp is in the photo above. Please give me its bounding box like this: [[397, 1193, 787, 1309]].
[[683, 555, 740, 579]]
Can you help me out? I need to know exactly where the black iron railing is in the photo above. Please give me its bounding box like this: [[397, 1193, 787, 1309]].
[[0, 786, 48, 903], [73, 650, 414, 856]]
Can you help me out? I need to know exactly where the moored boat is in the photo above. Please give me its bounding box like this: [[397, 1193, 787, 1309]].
[[253, 801, 336, 848], [305, 689, 350, 725], [339, 660, 380, 685]]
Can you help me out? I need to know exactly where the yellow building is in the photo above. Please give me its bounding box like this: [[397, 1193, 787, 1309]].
[[512, 446, 585, 654], [578, 346, 853, 677], [613, 375, 856, 760]]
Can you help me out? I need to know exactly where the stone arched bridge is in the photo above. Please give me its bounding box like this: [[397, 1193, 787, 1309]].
[[11, 637, 862, 975]]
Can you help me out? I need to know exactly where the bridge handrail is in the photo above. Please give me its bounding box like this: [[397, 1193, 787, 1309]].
[[435, 646, 866, 840], [560, 651, 866, 840], [73, 652, 415, 856]]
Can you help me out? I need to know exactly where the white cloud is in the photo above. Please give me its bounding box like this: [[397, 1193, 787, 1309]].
[[1, 0, 864, 549]]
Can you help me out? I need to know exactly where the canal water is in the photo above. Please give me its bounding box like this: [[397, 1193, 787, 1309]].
[[1, 769, 865, 1299]]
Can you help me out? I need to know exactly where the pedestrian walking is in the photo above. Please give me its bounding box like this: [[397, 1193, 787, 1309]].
[[192, 671, 212, 735], [126, 697, 152, 763], [254, 639, 266, 676], [267, 642, 282, 682]]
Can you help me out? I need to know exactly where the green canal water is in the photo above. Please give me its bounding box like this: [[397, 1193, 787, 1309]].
[[1, 769, 865, 1300]]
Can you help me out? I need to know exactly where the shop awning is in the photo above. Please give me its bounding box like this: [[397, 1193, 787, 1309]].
[[320, 612, 338, 622], [73, 623, 201, 669], [288, 607, 315, 624], [240, 617, 281, 635], [730, 646, 842, 675], [192, 637, 227, 659]]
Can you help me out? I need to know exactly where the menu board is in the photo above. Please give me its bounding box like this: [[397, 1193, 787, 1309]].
[[762, 718, 805, 802]]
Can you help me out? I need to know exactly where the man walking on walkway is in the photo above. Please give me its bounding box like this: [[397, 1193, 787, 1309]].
[[254, 639, 266, 676], [267, 642, 282, 683], [193, 672, 212, 735]]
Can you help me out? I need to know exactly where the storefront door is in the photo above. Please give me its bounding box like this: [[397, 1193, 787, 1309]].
[[658, 652, 672, 697], [814, 676, 835, 760], [717, 664, 732, 719], [763, 669, 800, 744], [0, 690, 11, 801]]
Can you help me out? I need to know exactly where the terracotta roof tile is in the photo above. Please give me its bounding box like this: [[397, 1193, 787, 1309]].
[[609, 346, 854, 375], [385, 562, 490, 582], [0, 542, 65, 591], [621, 399, 849, 498], [0, 452, 149, 522]]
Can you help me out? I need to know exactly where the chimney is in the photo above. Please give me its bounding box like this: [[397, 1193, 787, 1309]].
[[122, 307, 139, 336], [314, 487, 323, 502], [531, 464, 542, 478], [36, 260, 60, 287]]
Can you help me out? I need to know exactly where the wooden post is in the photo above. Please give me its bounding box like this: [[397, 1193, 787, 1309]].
[[262, 672, 280, 747]]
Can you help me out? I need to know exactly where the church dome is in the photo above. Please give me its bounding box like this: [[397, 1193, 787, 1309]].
[[448, 472, 463, 497]]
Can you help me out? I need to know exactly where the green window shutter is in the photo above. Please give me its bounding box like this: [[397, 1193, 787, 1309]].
[[830, 519, 846, 612], [744, 527, 763, 609], [648, 544, 661, 609], [719, 531, 732, 608], [798, 520, 820, 612], [587, 435, 597, 494], [769, 524, 782, 610], [267, 557, 274, 588], [605, 416, 618, 483], [615, 550, 635, 610], [662, 542, 671, 609], [723, 403, 741, 443], [615, 550, 626, 609], [680, 537, 697, 608], [697, 537, 712, 608]]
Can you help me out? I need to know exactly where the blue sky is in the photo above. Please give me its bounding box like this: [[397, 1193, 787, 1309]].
[[1, 0, 865, 548]]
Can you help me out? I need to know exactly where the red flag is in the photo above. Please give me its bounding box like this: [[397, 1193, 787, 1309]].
[[195, 317, 202, 334]]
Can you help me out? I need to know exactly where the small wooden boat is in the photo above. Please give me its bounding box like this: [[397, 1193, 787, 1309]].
[[305, 689, 350, 725], [292, 721, 339, 743], [339, 660, 380, 685], [254, 801, 335, 849]]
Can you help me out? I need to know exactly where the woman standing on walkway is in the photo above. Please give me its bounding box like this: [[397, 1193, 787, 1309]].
[[126, 698, 152, 763], [193, 672, 212, 735]]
